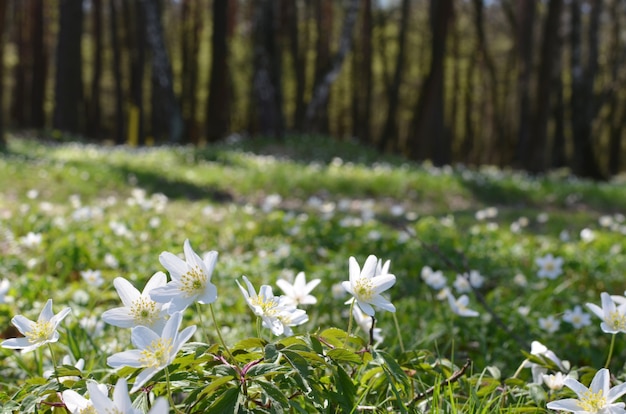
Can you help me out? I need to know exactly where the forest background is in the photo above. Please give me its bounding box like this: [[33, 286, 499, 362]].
[[0, 0, 624, 179]]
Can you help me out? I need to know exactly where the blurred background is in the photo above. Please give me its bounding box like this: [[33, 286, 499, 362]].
[[0, 0, 624, 178]]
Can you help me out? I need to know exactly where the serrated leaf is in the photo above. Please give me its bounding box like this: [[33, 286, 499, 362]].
[[55, 364, 83, 378], [318, 327, 348, 348], [206, 386, 240, 414], [265, 343, 279, 362], [234, 337, 267, 351], [256, 379, 290, 408], [377, 350, 409, 387], [326, 348, 362, 364], [199, 375, 236, 398], [246, 362, 287, 378]]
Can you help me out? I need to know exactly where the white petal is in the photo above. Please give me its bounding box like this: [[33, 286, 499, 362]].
[[107, 350, 144, 368], [349, 257, 360, 284], [197, 282, 218, 305], [61, 389, 90, 412], [173, 325, 197, 354], [162, 312, 183, 341], [113, 277, 140, 307], [11, 315, 34, 335], [563, 377, 590, 398], [602, 292, 617, 316], [159, 251, 187, 280], [341, 281, 354, 296], [164, 296, 192, 314], [112, 378, 134, 409], [361, 255, 379, 279], [589, 368, 610, 394], [50, 307, 72, 327], [371, 274, 396, 293], [369, 295, 396, 313], [101, 308, 135, 328], [547, 398, 586, 411], [87, 380, 115, 411], [183, 239, 208, 276], [143, 271, 168, 294], [130, 367, 159, 394], [39, 299, 54, 322], [203, 251, 218, 277], [276, 279, 294, 297], [586, 302, 605, 319], [356, 300, 375, 316], [1, 337, 35, 350], [607, 382, 626, 402], [132, 326, 161, 349], [148, 398, 169, 414], [305, 279, 321, 293]]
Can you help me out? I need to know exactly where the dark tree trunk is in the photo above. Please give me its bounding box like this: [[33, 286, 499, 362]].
[[53, 0, 84, 134], [569, 0, 604, 179], [11, 2, 27, 127], [141, 0, 183, 144], [181, 0, 201, 144], [551, 39, 566, 170], [607, 0, 623, 176], [378, 0, 409, 152], [528, 0, 563, 172], [286, 0, 306, 131], [514, 0, 536, 168], [305, 0, 359, 132], [408, 0, 454, 165], [251, 0, 284, 137], [110, 0, 125, 145], [87, 0, 103, 139], [0, 0, 7, 148], [351, 0, 372, 144], [206, 0, 231, 143], [30, 0, 46, 129], [123, 1, 146, 145], [462, 56, 477, 164]]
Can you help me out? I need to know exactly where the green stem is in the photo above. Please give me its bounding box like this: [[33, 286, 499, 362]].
[[47, 343, 60, 386], [344, 300, 355, 347], [605, 334, 616, 369], [209, 303, 235, 363], [392, 312, 405, 353], [256, 317, 262, 340], [164, 367, 181, 414], [195, 303, 211, 345]]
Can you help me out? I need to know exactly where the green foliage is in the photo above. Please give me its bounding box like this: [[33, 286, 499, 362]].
[[1, 136, 625, 412]]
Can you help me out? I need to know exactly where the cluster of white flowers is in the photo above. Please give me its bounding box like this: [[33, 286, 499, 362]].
[[420, 265, 481, 318]]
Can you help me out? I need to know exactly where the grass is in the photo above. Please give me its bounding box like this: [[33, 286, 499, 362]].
[[1, 134, 626, 412]]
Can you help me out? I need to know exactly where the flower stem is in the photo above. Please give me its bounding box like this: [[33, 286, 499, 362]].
[[47, 343, 60, 386], [392, 311, 405, 353], [605, 334, 616, 369], [209, 303, 235, 363], [344, 300, 355, 347], [164, 367, 181, 414]]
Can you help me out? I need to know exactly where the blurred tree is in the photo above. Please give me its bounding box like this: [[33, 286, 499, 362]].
[[378, 0, 410, 152], [206, 0, 231, 143], [569, 0, 603, 179], [110, 0, 125, 145], [352, 0, 372, 144], [30, 0, 46, 129], [181, 0, 201, 144], [53, 0, 84, 134], [514, 0, 535, 170], [408, 0, 454, 165], [142, 0, 183, 144], [0, 0, 6, 148], [123, 1, 146, 145], [86, 0, 103, 139], [285, 0, 307, 131], [606, 0, 624, 176]]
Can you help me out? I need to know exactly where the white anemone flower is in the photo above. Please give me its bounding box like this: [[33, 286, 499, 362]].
[[150, 239, 218, 314], [277, 307, 309, 337], [547, 368, 626, 413], [0, 278, 10, 304], [276, 272, 321, 306], [87, 378, 169, 414], [562, 305, 592, 329], [62, 383, 108, 414], [586, 292, 626, 334], [80, 269, 104, 287], [107, 311, 196, 393], [102, 272, 169, 333], [238, 276, 286, 335], [446, 292, 479, 317], [535, 254, 563, 280], [525, 341, 569, 385], [342, 255, 396, 316], [1, 299, 71, 352], [542, 372, 571, 391]]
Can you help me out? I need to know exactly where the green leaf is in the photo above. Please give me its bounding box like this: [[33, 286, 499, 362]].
[[199, 375, 236, 399], [264, 343, 279, 362], [318, 327, 348, 348], [326, 348, 361, 364], [206, 386, 241, 414], [377, 350, 409, 388], [234, 337, 267, 351], [256, 379, 290, 409], [246, 362, 287, 378]]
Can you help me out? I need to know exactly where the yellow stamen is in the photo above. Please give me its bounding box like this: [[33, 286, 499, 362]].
[[578, 389, 606, 411], [130, 297, 159, 326], [138, 338, 174, 368], [180, 265, 206, 297], [25, 321, 53, 344]]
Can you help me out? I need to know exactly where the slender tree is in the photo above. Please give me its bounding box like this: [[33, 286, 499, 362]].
[[408, 0, 454, 165], [110, 0, 125, 145], [30, 0, 46, 129], [285, 0, 307, 131], [123, 1, 146, 145], [0, 0, 7, 149], [206, 0, 231, 142], [181, 0, 201, 144], [351, 0, 372, 144], [53, 0, 84, 134], [87, 0, 103, 138]]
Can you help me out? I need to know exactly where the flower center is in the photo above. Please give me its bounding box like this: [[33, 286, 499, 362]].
[[578, 389, 606, 411], [354, 278, 374, 300], [130, 296, 159, 326], [25, 320, 54, 343], [607, 310, 626, 331], [139, 338, 174, 368], [180, 265, 206, 297], [545, 262, 555, 271], [250, 295, 280, 316], [78, 407, 97, 414]]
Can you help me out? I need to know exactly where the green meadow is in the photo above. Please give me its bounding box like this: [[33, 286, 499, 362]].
[[1, 136, 626, 412]]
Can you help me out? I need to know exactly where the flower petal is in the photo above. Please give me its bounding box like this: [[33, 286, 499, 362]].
[[563, 377, 590, 398], [11, 315, 34, 335], [107, 349, 144, 368], [143, 271, 168, 294], [112, 378, 134, 409], [361, 255, 378, 279], [101, 307, 136, 328], [369, 295, 396, 313], [349, 257, 360, 284], [356, 300, 375, 316], [132, 325, 161, 349], [50, 307, 72, 328], [159, 251, 187, 280], [371, 274, 396, 293], [607, 382, 626, 403], [1, 337, 35, 350], [113, 277, 140, 307], [547, 398, 587, 411], [589, 368, 610, 394], [197, 282, 218, 305], [87, 380, 115, 411], [39, 299, 54, 322], [130, 368, 158, 394], [173, 325, 197, 354]]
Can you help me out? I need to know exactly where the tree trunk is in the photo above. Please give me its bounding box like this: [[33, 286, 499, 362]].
[[251, 0, 284, 137], [87, 0, 103, 139], [514, 0, 536, 168], [53, 0, 84, 134], [286, 0, 306, 131], [528, 0, 563, 172], [0, 0, 7, 149], [378, 0, 409, 152], [141, 0, 183, 144], [30, 0, 46, 129], [11, 2, 27, 127], [408, 0, 454, 165], [181, 0, 201, 144], [206, 0, 231, 143], [351, 0, 372, 144], [109, 0, 125, 145], [569, 0, 604, 179], [305, 0, 360, 132], [123, 1, 146, 145]]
